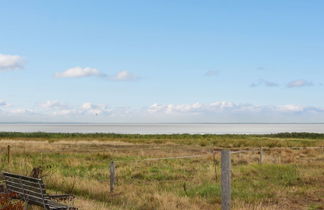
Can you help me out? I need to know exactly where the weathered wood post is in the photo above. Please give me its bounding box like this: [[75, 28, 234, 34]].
[[41, 152, 44, 166], [277, 150, 281, 164], [221, 150, 231, 210], [109, 161, 115, 193], [7, 145, 10, 165], [259, 147, 263, 164], [212, 151, 218, 181]]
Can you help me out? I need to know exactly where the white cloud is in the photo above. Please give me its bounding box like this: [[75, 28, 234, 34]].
[[148, 102, 206, 114], [209, 101, 235, 109], [277, 105, 304, 112], [1, 100, 324, 123], [148, 102, 323, 115], [0, 54, 24, 71], [9, 108, 33, 114], [143, 102, 324, 123], [287, 80, 313, 88], [40, 100, 69, 109], [81, 102, 111, 115], [112, 71, 138, 81], [38, 101, 111, 116], [81, 102, 93, 110], [148, 102, 245, 114], [51, 109, 76, 116], [55, 67, 101, 78], [250, 79, 279, 87], [55, 67, 138, 81]]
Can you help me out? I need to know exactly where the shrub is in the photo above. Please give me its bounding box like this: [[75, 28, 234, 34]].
[[0, 192, 24, 210]]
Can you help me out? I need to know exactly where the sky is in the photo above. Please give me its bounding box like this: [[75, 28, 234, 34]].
[[0, 0, 324, 123]]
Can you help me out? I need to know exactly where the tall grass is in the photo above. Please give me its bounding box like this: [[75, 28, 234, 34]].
[[0, 132, 323, 147], [0, 135, 323, 209]]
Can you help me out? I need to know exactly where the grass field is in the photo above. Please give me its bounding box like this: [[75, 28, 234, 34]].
[[0, 132, 323, 210]]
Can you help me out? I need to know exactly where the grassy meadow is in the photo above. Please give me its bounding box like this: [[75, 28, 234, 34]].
[[0, 132, 323, 210]]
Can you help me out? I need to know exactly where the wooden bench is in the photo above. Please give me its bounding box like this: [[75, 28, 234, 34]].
[[2, 172, 77, 210]]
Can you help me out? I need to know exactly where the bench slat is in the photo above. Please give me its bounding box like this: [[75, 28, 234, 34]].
[[3, 172, 42, 182], [48, 200, 75, 209], [4, 176, 45, 188], [2, 172, 77, 210], [7, 188, 49, 204], [6, 183, 47, 198], [5, 180, 46, 194]]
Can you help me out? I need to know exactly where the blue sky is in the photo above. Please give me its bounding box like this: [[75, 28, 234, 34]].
[[1, 0, 324, 122]]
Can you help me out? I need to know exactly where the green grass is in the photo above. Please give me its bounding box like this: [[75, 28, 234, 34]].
[[232, 164, 300, 202], [0, 132, 323, 147]]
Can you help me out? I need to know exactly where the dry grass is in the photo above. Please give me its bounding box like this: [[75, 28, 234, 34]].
[[0, 135, 323, 210]]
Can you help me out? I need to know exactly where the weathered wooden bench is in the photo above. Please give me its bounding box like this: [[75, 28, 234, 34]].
[[2, 172, 77, 210]]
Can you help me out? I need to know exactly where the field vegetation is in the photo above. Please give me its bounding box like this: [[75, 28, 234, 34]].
[[0, 132, 323, 210]]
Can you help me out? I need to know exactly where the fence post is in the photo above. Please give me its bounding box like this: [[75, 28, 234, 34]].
[[221, 150, 231, 210], [212, 151, 218, 181], [109, 161, 115, 193], [7, 145, 11, 165], [259, 147, 263, 164]]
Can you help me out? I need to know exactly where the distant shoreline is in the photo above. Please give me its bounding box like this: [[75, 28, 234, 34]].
[[1, 123, 324, 134], [1, 122, 324, 124], [1, 132, 324, 138]]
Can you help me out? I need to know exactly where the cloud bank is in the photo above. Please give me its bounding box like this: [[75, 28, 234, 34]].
[[147, 102, 324, 114], [1, 100, 323, 123]]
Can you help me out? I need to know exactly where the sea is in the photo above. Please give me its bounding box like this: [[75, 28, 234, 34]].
[[0, 123, 323, 134]]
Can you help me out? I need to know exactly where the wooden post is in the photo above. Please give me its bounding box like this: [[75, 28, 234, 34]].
[[7, 145, 10, 165], [259, 147, 263, 164], [212, 151, 218, 181], [221, 150, 231, 210], [41, 152, 44, 167], [109, 161, 115, 193]]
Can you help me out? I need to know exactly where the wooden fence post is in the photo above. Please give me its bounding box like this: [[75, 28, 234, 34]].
[[7, 145, 10, 165], [109, 161, 115, 193], [212, 151, 218, 181], [259, 147, 263, 164], [221, 150, 231, 210]]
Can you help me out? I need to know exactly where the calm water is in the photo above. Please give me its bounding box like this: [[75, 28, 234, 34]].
[[0, 123, 323, 134]]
